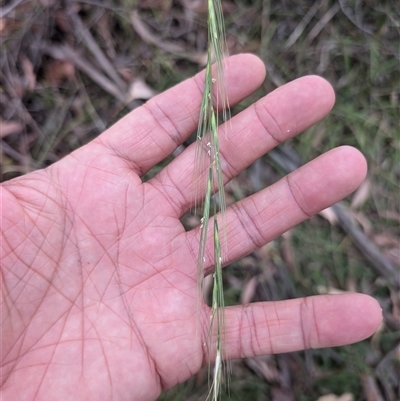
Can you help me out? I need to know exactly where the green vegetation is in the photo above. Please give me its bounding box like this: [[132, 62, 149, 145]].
[[195, 1, 230, 399], [1, 0, 398, 400]]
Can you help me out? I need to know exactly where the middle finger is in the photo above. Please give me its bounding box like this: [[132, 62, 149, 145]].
[[149, 75, 335, 217]]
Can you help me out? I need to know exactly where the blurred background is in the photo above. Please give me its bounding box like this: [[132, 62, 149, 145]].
[[1, 0, 399, 400]]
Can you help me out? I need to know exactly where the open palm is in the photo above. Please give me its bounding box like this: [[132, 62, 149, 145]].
[[1, 55, 381, 401]]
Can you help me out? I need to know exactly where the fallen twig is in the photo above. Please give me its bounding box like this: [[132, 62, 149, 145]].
[[130, 11, 207, 65], [69, 10, 127, 91], [41, 43, 126, 102]]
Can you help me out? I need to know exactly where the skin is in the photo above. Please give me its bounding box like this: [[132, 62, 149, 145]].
[[1, 54, 382, 401]]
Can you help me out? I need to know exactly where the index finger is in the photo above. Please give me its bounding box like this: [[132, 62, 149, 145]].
[[95, 54, 266, 175]]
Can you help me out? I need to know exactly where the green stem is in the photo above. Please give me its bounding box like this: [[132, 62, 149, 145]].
[[195, 1, 230, 399]]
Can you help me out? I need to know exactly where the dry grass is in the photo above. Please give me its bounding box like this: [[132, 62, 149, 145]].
[[1, 1, 399, 400]]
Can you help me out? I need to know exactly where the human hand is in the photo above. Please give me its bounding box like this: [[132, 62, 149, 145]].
[[1, 54, 381, 401]]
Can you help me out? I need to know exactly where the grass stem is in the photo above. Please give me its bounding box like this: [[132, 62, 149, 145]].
[[195, 1, 230, 399]]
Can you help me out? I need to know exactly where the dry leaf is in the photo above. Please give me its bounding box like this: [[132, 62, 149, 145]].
[[319, 207, 338, 225], [0, 119, 24, 138], [351, 179, 371, 209], [127, 78, 156, 101]]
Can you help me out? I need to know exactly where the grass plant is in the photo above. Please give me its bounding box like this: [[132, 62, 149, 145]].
[[195, 1, 230, 400]]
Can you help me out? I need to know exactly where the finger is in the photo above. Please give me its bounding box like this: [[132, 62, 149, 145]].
[[186, 146, 367, 272], [214, 293, 382, 359], [96, 54, 266, 175], [150, 75, 335, 216]]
